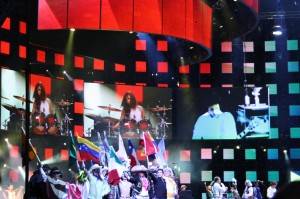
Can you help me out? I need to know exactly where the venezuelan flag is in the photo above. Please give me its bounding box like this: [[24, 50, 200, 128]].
[[77, 136, 101, 163]]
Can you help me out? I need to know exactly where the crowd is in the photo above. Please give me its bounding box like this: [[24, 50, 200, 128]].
[[206, 176, 279, 199], [27, 163, 192, 199]]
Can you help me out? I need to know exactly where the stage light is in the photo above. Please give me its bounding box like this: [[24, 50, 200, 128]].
[[189, 46, 194, 50], [219, 25, 223, 29], [70, 28, 75, 32], [213, 150, 217, 154], [63, 70, 67, 74], [4, 138, 8, 142], [272, 25, 282, 36], [63, 142, 67, 146], [236, 145, 240, 149], [3, 164, 7, 168], [263, 149, 267, 152], [283, 149, 287, 153], [68, 168, 72, 171], [129, 31, 134, 34], [46, 69, 49, 72]]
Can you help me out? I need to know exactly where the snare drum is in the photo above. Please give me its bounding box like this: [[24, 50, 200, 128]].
[[32, 112, 46, 135], [138, 119, 152, 131], [46, 114, 59, 135]]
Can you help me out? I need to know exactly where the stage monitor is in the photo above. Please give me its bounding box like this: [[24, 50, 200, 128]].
[[175, 87, 270, 140], [84, 83, 172, 139]]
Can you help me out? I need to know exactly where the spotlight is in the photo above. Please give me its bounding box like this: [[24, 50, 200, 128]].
[[63, 142, 67, 146], [283, 149, 287, 153], [189, 46, 194, 50], [4, 138, 8, 142], [68, 168, 72, 171], [70, 28, 75, 32], [63, 70, 67, 74], [272, 25, 282, 36], [129, 31, 134, 34], [219, 25, 223, 29], [236, 145, 240, 149], [213, 150, 217, 154], [3, 164, 7, 168], [46, 69, 49, 72], [263, 148, 267, 152]]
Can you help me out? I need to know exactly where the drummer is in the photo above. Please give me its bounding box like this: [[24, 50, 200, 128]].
[[32, 82, 55, 117], [113, 92, 145, 134]]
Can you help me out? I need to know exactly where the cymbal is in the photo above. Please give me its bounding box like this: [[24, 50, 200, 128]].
[[2, 103, 17, 112], [13, 95, 33, 103], [150, 106, 172, 112], [84, 107, 93, 110], [84, 113, 101, 120], [56, 100, 73, 106], [102, 116, 118, 124], [98, 105, 121, 112], [1, 96, 8, 100]]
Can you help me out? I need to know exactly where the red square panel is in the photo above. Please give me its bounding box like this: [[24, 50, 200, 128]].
[[37, 50, 46, 63], [19, 45, 27, 59], [135, 61, 147, 72], [44, 148, 53, 160], [200, 84, 211, 88], [74, 79, 84, 91], [180, 150, 191, 161], [1, 17, 10, 30], [74, 102, 84, 114], [115, 63, 126, 72], [93, 58, 104, 70], [60, 149, 69, 161], [179, 65, 190, 74], [10, 146, 19, 158], [221, 41, 232, 52], [136, 40, 146, 51], [201, 148, 212, 159], [19, 21, 27, 34], [30, 74, 51, 95], [157, 62, 168, 73], [136, 83, 146, 86], [157, 40, 168, 51], [157, 83, 168, 88], [179, 84, 190, 88], [199, 63, 211, 74], [74, 56, 84, 68], [54, 53, 64, 66], [222, 63, 233, 73], [222, 84, 233, 88], [74, 125, 84, 137], [0, 41, 10, 55], [115, 85, 143, 103]]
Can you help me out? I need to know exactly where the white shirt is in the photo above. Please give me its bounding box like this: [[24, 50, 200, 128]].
[[242, 186, 254, 199], [267, 186, 277, 199], [119, 179, 132, 198], [212, 182, 227, 199], [129, 105, 143, 122], [40, 99, 50, 116]]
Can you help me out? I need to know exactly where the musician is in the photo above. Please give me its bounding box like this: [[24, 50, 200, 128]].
[[192, 103, 237, 140], [114, 92, 145, 136], [32, 82, 54, 117], [211, 176, 227, 199]]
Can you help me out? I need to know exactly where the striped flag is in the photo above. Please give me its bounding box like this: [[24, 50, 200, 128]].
[[143, 131, 158, 156], [77, 137, 101, 163], [128, 139, 140, 167]]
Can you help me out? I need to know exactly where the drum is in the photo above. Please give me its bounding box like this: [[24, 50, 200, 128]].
[[46, 114, 59, 135], [138, 119, 152, 131], [32, 112, 46, 135], [120, 119, 138, 138]]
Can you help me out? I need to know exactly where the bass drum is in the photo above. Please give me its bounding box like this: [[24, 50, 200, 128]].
[[31, 112, 46, 135], [46, 114, 59, 135], [120, 119, 138, 138]]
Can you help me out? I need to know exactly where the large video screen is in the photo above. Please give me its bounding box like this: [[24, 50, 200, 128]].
[[1, 68, 26, 131], [29, 74, 74, 136], [175, 87, 270, 140], [84, 83, 172, 139]]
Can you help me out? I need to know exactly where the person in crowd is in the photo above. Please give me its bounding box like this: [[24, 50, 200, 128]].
[[130, 171, 151, 199], [205, 184, 213, 199], [242, 180, 254, 199], [266, 182, 277, 199], [75, 170, 89, 199], [230, 178, 240, 199], [119, 171, 133, 199], [178, 185, 193, 199], [28, 164, 51, 199], [149, 168, 167, 199], [163, 167, 178, 199], [211, 176, 227, 199], [88, 164, 110, 199], [253, 180, 263, 199]]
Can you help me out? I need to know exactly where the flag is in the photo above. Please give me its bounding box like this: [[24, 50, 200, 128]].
[[116, 133, 129, 164], [77, 137, 101, 163], [143, 131, 158, 156], [156, 139, 167, 166], [128, 140, 140, 167], [108, 146, 126, 185], [69, 133, 77, 167], [102, 134, 110, 152]]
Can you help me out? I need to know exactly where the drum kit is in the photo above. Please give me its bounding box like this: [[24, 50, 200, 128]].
[[84, 104, 172, 139], [1, 95, 73, 136]]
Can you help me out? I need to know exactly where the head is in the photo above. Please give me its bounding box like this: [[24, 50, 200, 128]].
[[157, 169, 164, 178], [50, 167, 62, 180], [90, 164, 102, 179], [208, 104, 221, 118], [121, 92, 137, 109], [245, 180, 252, 187], [138, 172, 146, 178], [181, 184, 187, 191], [163, 167, 173, 177], [270, 181, 277, 188], [33, 82, 46, 101], [214, 176, 221, 183]]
